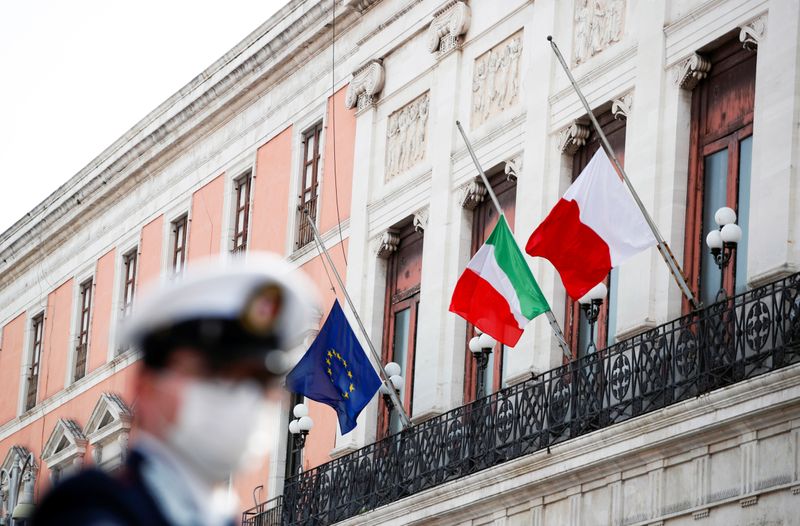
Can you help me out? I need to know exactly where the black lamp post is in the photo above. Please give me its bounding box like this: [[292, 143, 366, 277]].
[[578, 282, 608, 356], [469, 331, 496, 397], [705, 206, 742, 302]]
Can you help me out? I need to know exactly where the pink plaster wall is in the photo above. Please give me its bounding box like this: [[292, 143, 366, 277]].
[[138, 215, 164, 291], [187, 174, 225, 262], [88, 248, 115, 373], [251, 126, 293, 255], [40, 279, 74, 399], [0, 313, 26, 423], [319, 86, 356, 233]]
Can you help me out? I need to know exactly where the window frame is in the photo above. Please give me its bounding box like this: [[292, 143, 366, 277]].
[[463, 171, 517, 403], [121, 249, 138, 319], [378, 223, 423, 438], [171, 214, 189, 275], [683, 39, 756, 311], [564, 110, 626, 361], [24, 313, 45, 411], [232, 172, 252, 254], [296, 122, 323, 249], [73, 278, 93, 382]]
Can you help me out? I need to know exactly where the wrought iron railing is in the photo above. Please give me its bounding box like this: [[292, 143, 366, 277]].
[[243, 496, 283, 526], [246, 272, 800, 526]]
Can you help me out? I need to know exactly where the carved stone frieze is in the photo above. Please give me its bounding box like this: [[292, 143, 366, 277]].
[[611, 92, 633, 120], [574, 0, 626, 65], [472, 32, 523, 128], [739, 15, 766, 50], [375, 230, 400, 258], [427, 1, 471, 56], [413, 208, 429, 233], [460, 178, 487, 210], [504, 157, 521, 182], [676, 53, 711, 91], [558, 122, 591, 155], [345, 60, 385, 111], [386, 92, 429, 179]]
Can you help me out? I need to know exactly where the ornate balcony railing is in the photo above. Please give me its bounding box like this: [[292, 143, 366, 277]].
[[243, 496, 283, 526], [245, 272, 800, 526]]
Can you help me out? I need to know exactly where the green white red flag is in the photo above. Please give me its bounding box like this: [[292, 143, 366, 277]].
[[449, 215, 549, 346]]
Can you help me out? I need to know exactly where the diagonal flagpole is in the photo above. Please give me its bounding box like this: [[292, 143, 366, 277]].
[[456, 120, 573, 360], [547, 36, 701, 311], [304, 210, 412, 430]]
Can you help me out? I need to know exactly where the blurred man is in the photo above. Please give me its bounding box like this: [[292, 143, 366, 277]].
[[33, 255, 315, 526]]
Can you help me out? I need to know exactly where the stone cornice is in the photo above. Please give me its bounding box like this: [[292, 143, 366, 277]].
[[0, 0, 371, 290]]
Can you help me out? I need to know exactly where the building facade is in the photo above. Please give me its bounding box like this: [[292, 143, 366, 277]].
[[1, 0, 800, 524]]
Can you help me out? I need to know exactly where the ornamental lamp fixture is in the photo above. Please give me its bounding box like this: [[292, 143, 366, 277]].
[[288, 403, 314, 449], [578, 282, 608, 355], [380, 362, 404, 410], [469, 330, 496, 397], [705, 206, 742, 301]]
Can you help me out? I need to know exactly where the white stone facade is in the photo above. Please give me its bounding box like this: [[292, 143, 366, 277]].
[[1, 0, 799, 523]]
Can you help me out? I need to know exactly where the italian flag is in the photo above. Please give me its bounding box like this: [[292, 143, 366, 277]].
[[526, 149, 656, 300], [450, 215, 549, 346]]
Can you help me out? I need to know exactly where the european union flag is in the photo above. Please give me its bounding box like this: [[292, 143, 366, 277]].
[[285, 300, 381, 434]]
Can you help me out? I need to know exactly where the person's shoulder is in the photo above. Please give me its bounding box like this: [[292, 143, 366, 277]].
[[32, 468, 163, 526]]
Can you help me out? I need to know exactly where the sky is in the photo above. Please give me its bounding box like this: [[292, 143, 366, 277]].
[[0, 0, 288, 235]]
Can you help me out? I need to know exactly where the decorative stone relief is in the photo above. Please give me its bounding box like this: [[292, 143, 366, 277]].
[[413, 208, 429, 233], [427, 1, 471, 56], [345, 60, 385, 111], [504, 156, 521, 182], [375, 230, 400, 258], [739, 15, 766, 50], [676, 53, 711, 90], [385, 92, 429, 180], [558, 122, 591, 155], [611, 92, 633, 120], [471, 31, 523, 128], [574, 0, 626, 65], [460, 178, 487, 210]]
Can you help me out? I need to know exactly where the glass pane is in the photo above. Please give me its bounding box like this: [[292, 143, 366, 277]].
[[577, 308, 591, 359], [736, 136, 752, 294], [306, 135, 315, 162], [389, 308, 411, 435], [500, 345, 508, 389], [607, 269, 619, 347], [701, 148, 729, 306], [483, 349, 496, 398]]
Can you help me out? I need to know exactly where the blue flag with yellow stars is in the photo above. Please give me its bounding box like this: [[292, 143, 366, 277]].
[[285, 299, 381, 434]]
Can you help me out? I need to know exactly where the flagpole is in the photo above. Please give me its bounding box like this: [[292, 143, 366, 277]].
[[303, 210, 413, 430], [456, 121, 573, 360], [546, 36, 701, 311]]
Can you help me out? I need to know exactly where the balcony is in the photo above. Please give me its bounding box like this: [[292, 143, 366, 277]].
[[244, 272, 800, 526]]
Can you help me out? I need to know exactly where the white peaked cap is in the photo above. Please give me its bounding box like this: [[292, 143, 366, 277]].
[[121, 252, 319, 354]]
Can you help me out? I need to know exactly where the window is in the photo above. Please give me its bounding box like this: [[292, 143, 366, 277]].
[[464, 172, 517, 402], [74, 279, 93, 381], [24, 314, 44, 411], [284, 392, 304, 479], [684, 39, 756, 308], [380, 223, 423, 437], [122, 249, 138, 318], [232, 173, 252, 253], [296, 123, 323, 249], [565, 111, 626, 360], [171, 215, 188, 275]]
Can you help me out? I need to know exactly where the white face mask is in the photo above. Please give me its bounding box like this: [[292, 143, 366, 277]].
[[165, 378, 270, 483]]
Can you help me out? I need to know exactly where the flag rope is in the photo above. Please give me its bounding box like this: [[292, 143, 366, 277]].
[[546, 36, 700, 311], [303, 210, 413, 430], [455, 121, 573, 360]]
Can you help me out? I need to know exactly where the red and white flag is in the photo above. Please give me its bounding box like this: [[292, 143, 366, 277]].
[[526, 149, 656, 300]]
